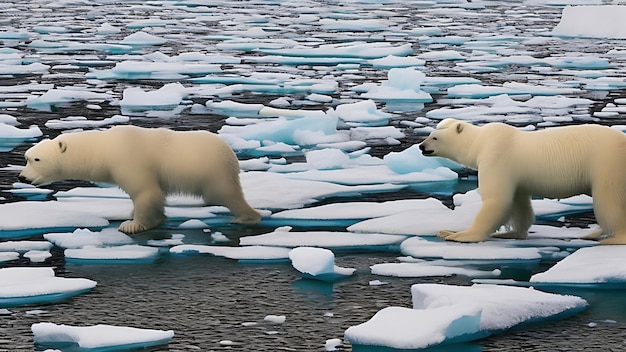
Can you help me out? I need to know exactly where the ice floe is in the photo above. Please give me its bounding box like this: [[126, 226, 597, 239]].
[[32, 322, 174, 350], [345, 284, 587, 350], [0, 267, 96, 307]]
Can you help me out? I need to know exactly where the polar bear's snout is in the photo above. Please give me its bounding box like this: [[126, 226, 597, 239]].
[[419, 142, 435, 156]]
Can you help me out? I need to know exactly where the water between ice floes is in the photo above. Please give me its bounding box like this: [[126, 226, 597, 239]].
[[2, 0, 626, 351]]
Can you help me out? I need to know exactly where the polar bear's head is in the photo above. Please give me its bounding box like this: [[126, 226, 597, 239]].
[[20, 138, 69, 186], [419, 118, 475, 165]]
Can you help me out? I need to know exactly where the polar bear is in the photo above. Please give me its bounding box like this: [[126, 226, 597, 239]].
[[20, 125, 262, 234], [419, 118, 626, 244]]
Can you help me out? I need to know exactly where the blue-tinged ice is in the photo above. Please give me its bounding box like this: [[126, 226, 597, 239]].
[[0, 123, 41, 151], [170, 244, 291, 262], [64, 245, 160, 264], [345, 305, 483, 350], [530, 246, 626, 288], [239, 226, 406, 251], [289, 247, 355, 281], [384, 144, 464, 173], [0, 267, 96, 308], [32, 322, 174, 351]]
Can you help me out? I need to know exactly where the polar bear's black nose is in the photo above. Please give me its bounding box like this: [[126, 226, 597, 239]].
[[17, 175, 29, 183], [419, 144, 426, 152]]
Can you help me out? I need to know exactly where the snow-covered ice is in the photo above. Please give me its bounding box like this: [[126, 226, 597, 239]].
[[530, 246, 626, 288], [0, 267, 96, 307], [32, 322, 174, 350], [0, 0, 624, 350], [345, 284, 587, 349], [289, 247, 355, 281]]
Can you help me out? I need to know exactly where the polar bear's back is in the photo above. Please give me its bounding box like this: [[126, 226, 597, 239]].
[[103, 125, 240, 195], [503, 124, 626, 198]]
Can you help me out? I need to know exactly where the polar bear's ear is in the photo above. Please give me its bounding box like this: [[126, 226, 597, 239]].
[[58, 141, 67, 153], [456, 123, 464, 134]]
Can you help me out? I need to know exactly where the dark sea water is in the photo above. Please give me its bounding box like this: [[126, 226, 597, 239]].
[[1, 0, 626, 351]]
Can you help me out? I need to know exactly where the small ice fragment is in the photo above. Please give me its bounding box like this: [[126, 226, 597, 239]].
[[289, 247, 355, 281], [264, 315, 286, 324], [325, 338, 342, 351]]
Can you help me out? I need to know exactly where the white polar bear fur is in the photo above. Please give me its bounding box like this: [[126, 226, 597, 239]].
[[20, 125, 261, 234], [419, 118, 626, 244]]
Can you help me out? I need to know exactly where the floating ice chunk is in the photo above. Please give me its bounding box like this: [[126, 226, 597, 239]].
[[345, 305, 483, 349], [0, 240, 52, 252], [97, 22, 121, 34], [0, 201, 111, 239], [206, 100, 264, 118], [272, 198, 447, 225], [411, 284, 588, 332], [120, 83, 187, 112], [335, 99, 392, 127], [305, 149, 349, 170], [44, 228, 133, 249], [384, 144, 463, 173], [148, 234, 185, 247], [360, 68, 433, 103], [32, 323, 174, 350], [552, 5, 626, 39], [368, 55, 425, 68], [119, 31, 167, 45], [0, 124, 42, 151], [219, 111, 338, 147], [25, 89, 113, 110], [24, 250, 51, 263], [64, 245, 159, 264], [530, 246, 626, 287], [240, 228, 406, 250], [400, 237, 545, 262], [44, 114, 129, 129], [170, 245, 291, 262], [0, 123, 41, 139], [241, 171, 404, 210], [325, 338, 342, 351], [177, 219, 209, 229], [0, 62, 49, 75], [0, 252, 19, 262], [447, 82, 580, 98], [264, 315, 286, 324], [289, 247, 355, 281], [258, 42, 413, 59], [371, 262, 500, 278], [0, 267, 96, 307]]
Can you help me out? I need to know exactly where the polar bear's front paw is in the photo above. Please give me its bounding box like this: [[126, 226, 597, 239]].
[[118, 220, 148, 234], [438, 230, 488, 243]]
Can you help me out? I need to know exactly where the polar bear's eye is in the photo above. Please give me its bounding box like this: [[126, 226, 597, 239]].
[[34, 158, 40, 162], [432, 137, 438, 141]]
